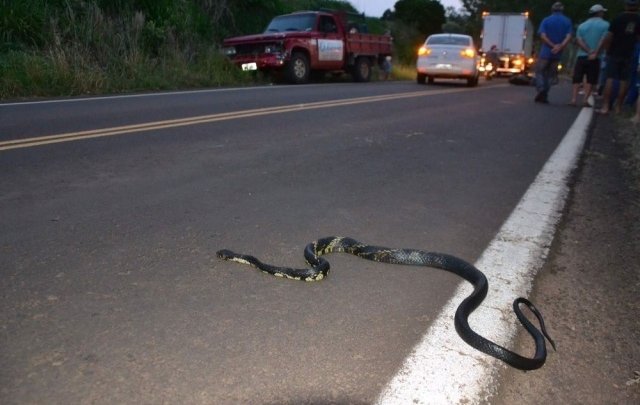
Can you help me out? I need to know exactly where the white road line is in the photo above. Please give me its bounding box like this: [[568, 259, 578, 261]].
[[376, 107, 593, 405], [0, 83, 362, 107], [0, 85, 304, 107]]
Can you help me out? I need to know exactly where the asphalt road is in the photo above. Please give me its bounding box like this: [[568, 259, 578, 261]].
[[0, 80, 581, 404]]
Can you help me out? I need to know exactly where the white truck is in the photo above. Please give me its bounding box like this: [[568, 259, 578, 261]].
[[480, 12, 534, 76]]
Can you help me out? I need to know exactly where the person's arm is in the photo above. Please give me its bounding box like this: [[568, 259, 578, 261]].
[[593, 31, 612, 56], [540, 32, 554, 48], [576, 36, 590, 53], [558, 32, 572, 52]]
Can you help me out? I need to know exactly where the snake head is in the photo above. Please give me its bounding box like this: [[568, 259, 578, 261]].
[[216, 249, 236, 260]]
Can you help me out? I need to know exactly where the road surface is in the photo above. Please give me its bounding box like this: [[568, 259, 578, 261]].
[[1, 80, 582, 404]]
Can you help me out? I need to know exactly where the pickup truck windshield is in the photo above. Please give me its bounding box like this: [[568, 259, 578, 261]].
[[265, 14, 316, 33]]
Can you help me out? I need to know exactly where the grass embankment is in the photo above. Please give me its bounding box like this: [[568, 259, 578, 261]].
[[0, 1, 253, 100]]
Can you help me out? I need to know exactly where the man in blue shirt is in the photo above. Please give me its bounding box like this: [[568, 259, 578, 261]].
[[535, 2, 573, 103]]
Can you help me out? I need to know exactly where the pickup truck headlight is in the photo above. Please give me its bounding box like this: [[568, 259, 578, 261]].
[[222, 46, 236, 56], [264, 44, 283, 54]]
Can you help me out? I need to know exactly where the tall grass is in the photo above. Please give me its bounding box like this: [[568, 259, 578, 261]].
[[0, 0, 253, 99]]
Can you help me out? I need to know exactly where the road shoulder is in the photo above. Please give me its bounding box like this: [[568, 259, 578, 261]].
[[494, 114, 640, 404]]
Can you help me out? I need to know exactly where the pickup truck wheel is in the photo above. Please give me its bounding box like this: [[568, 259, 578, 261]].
[[353, 57, 372, 82], [417, 73, 426, 84], [286, 52, 310, 84]]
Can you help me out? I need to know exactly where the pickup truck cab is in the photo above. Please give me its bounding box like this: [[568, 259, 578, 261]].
[[222, 10, 393, 84]]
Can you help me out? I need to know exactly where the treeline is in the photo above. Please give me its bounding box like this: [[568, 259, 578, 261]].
[[458, 0, 625, 37]]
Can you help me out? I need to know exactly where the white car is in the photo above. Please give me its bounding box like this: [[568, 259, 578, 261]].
[[416, 33, 479, 87]]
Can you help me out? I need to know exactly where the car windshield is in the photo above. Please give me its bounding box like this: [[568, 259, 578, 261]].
[[427, 36, 471, 46], [265, 14, 316, 33]]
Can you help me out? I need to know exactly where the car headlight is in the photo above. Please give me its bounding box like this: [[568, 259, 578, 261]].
[[264, 44, 283, 54], [222, 46, 236, 56]]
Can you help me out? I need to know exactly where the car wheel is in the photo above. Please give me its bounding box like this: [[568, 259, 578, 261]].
[[427, 76, 435, 84], [286, 52, 310, 84], [417, 73, 426, 84], [467, 75, 479, 87]]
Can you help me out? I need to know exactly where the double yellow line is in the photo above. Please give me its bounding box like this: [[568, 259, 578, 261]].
[[1, 86, 485, 151]]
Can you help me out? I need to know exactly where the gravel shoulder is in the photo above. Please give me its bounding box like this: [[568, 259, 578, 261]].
[[493, 113, 640, 404]]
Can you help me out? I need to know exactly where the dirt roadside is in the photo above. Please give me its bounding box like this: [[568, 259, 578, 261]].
[[492, 113, 640, 404]]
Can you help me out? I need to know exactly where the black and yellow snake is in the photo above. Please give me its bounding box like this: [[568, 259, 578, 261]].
[[217, 236, 556, 370]]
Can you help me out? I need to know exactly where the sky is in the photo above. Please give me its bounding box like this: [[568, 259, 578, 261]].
[[352, 0, 463, 18]]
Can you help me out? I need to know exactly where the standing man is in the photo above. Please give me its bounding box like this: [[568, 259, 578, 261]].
[[570, 4, 610, 107], [535, 2, 573, 104], [596, 0, 640, 114]]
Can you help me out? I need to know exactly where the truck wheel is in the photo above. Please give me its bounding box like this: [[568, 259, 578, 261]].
[[286, 52, 310, 84], [352, 57, 372, 82], [417, 73, 426, 84]]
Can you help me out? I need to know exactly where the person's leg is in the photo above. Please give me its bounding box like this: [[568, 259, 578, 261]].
[[535, 58, 549, 102], [571, 58, 584, 105], [545, 60, 559, 101], [599, 78, 614, 113], [614, 81, 630, 113], [613, 58, 635, 113], [598, 57, 620, 114], [631, 97, 640, 123], [582, 83, 593, 106], [571, 83, 579, 105], [582, 59, 599, 106]]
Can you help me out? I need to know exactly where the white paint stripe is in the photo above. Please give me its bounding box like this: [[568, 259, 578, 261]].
[[0, 84, 323, 107], [376, 107, 593, 405]]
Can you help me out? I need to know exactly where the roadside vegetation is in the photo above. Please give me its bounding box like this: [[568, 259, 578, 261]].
[[0, 0, 626, 100]]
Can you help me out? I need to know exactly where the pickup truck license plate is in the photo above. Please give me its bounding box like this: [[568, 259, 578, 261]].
[[241, 62, 257, 71]]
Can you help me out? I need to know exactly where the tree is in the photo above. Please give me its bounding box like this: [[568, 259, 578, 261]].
[[394, 0, 446, 38], [389, 0, 446, 63], [462, 0, 624, 29]]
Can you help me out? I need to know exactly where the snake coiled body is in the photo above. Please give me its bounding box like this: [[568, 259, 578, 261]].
[[217, 236, 556, 370]]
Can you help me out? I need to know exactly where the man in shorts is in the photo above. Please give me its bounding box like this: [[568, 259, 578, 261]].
[[570, 4, 609, 107], [596, 0, 640, 114]]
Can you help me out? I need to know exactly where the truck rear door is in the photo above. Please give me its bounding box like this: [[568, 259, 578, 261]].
[[481, 14, 505, 52], [503, 16, 526, 54]]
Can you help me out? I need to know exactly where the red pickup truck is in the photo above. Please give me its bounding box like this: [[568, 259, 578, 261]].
[[221, 10, 393, 84]]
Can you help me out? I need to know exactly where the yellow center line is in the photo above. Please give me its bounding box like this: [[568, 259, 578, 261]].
[[1, 86, 501, 151]]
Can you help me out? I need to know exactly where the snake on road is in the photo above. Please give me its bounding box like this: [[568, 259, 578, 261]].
[[217, 236, 556, 370]]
